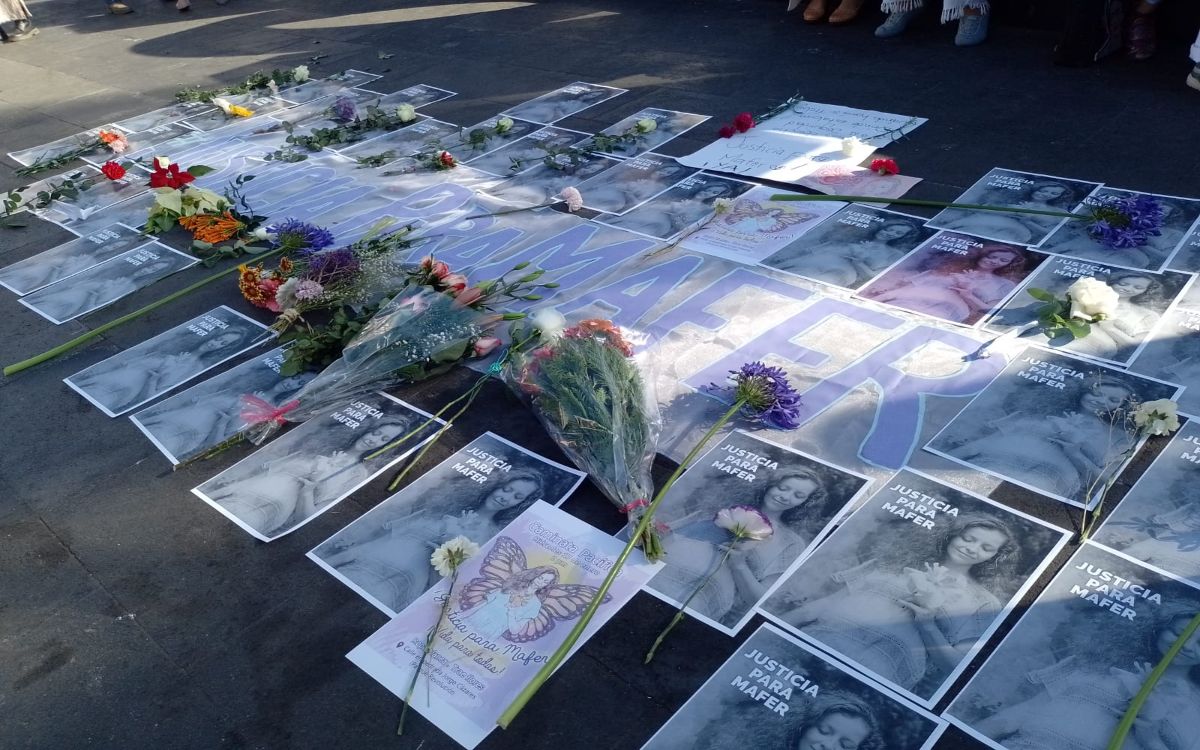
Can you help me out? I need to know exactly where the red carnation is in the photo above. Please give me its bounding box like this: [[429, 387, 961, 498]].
[[718, 125, 736, 139], [100, 161, 126, 181], [870, 158, 899, 176], [438, 151, 456, 168], [733, 112, 755, 133]]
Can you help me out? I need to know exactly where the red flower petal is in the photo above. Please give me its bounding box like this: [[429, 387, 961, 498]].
[[718, 125, 736, 139], [733, 112, 755, 132], [870, 158, 899, 176]]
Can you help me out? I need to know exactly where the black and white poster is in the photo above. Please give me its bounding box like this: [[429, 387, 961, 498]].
[[64, 306, 268, 417], [338, 118, 459, 162], [641, 624, 947, 750], [760, 204, 936, 290], [1167, 223, 1200, 273], [946, 544, 1200, 750], [0, 223, 147, 295], [1037, 187, 1200, 272], [594, 107, 710, 158], [308, 432, 586, 616], [574, 152, 697, 214], [598, 172, 753, 241], [179, 95, 290, 132], [983, 257, 1191, 366], [267, 88, 384, 135], [501, 81, 627, 124], [482, 152, 615, 207], [113, 100, 215, 134], [1094, 418, 1200, 586], [82, 122, 195, 166], [374, 83, 457, 110], [20, 242, 198, 325], [7, 125, 120, 167], [1130, 278, 1200, 413], [759, 469, 1068, 707], [463, 126, 588, 177], [925, 168, 1101, 246], [925, 348, 1181, 508], [637, 430, 870, 634], [193, 394, 441, 542], [447, 115, 542, 159], [858, 232, 1045, 327], [129, 346, 316, 465], [33, 166, 148, 225]]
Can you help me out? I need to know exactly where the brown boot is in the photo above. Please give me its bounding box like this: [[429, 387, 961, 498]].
[[802, 0, 829, 22], [829, 0, 865, 24]]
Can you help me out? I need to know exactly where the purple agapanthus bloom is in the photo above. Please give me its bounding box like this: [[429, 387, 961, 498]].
[[1086, 194, 1166, 250], [331, 96, 358, 123], [726, 361, 803, 430], [303, 247, 360, 286], [267, 219, 335, 255]]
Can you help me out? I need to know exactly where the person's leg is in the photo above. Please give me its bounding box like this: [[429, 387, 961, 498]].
[[876, 0, 925, 38], [5, 2, 38, 41], [802, 0, 829, 23], [954, 1, 989, 46], [1127, 0, 1161, 60], [1189, 29, 1200, 91]]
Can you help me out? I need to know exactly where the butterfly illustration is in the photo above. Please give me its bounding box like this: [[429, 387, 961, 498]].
[[719, 200, 817, 234], [457, 536, 610, 644]]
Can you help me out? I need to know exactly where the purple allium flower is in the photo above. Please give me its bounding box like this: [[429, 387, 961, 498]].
[[267, 219, 335, 255], [725, 361, 803, 430], [331, 96, 358, 123], [1086, 194, 1166, 250], [303, 247, 360, 286]]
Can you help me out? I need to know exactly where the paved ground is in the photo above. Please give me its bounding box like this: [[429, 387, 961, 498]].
[[1, 1, 1199, 748]]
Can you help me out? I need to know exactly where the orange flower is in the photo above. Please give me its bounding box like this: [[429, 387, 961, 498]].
[[179, 211, 245, 244], [98, 130, 122, 144]]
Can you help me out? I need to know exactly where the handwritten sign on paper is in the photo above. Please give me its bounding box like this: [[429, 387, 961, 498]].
[[759, 101, 926, 147], [678, 130, 872, 184]]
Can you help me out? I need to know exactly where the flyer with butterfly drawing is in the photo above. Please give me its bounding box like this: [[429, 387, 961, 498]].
[[347, 500, 659, 749], [680, 186, 846, 263]]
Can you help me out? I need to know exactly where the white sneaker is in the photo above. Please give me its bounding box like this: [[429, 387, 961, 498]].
[[1189, 64, 1200, 92]]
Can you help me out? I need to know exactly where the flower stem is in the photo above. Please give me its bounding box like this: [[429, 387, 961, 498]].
[[1106, 611, 1200, 750], [644, 542, 736, 664], [399, 570, 459, 736], [384, 385, 484, 492], [496, 400, 745, 729], [769, 193, 1081, 220], [4, 248, 284, 377]]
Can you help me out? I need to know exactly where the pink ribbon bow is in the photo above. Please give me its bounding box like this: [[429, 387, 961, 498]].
[[240, 395, 300, 425], [620, 498, 649, 514]]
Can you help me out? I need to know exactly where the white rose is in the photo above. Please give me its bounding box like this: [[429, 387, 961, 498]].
[[395, 104, 416, 123], [841, 136, 865, 157], [211, 96, 234, 116], [292, 65, 310, 83], [1066, 277, 1119, 321], [496, 116, 514, 133], [1134, 399, 1180, 436], [252, 227, 273, 241], [635, 118, 657, 134], [530, 308, 567, 338]]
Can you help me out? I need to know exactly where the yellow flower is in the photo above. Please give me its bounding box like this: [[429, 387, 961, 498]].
[[229, 105, 254, 118]]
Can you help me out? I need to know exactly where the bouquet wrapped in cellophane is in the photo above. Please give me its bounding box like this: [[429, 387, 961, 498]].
[[505, 318, 666, 559]]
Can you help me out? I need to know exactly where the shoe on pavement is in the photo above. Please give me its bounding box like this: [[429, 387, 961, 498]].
[[1188, 64, 1200, 92], [955, 12, 989, 46], [4, 21, 38, 41], [875, 9, 919, 38], [108, 3, 134, 14]]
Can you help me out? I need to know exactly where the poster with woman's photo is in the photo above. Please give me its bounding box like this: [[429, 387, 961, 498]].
[[1130, 279, 1200, 413], [636, 430, 870, 634], [446, 115, 542, 160], [266, 88, 384, 134], [113, 100, 215, 134], [462, 126, 588, 177], [501, 81, 627, 124], [374, 83, 457, 110], [31, 167, 149, 226], [82, 122, 195, 167], [193, 394, 441, 542], [178, 95, 290, 133], [982, 256, 1191, 366], [338, 118, 459, 163], [20, 242, 198, 325], [0, 223, 146, 295], [760, 204, 936, 290], [1093, 418, 1200, 585], [64, 306, 268, 417], [856, 232, 1046, 327], [759, 469, 1068, 707], [1037, 187, 1200, 272], [276, 73, 383, 105], [573, 152, 696, 214], [593, 107, 710, 158], [348, 499, 656, 750], [680, 186, 846, 264], [481, 151, 615, 207], [641, 624, 947, 750], [8, 125, 120, 167], [598, 172, 754, 241], [925, 168, 1101, 246], [309, 432, 586, 616], [946, 544, 1200, 750], [925, 348, 1181, 508], [1167, 223, 1200, 273], [129, 346, 315, 465]]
